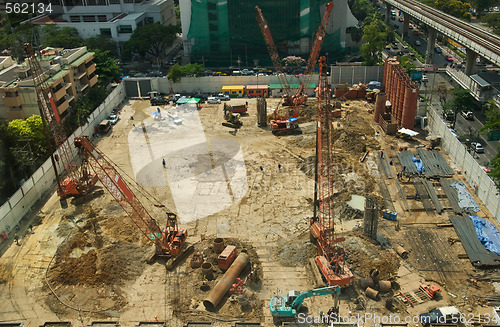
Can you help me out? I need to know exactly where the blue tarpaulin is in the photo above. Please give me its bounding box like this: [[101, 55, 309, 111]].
[[470, 216, 500, 255], [451, 181, 480, 212], [412, 157, 425, 173]]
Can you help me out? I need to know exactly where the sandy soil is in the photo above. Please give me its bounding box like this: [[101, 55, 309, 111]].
[[0, 96, 496, 326]]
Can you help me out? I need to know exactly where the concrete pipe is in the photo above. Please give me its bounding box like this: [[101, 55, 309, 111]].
[[203, 252, 249, 311], [214, 238, 225, 254], [379, 280, 392, 292], [395, 245, 409, 259], [201, 262, 213, 280], [365, 287, 379, 300], [359, 277, 374, 290], [370, 269, 380, 283]]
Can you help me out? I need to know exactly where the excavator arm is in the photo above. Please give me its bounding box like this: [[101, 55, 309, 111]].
[[290, 286, 340, 310]]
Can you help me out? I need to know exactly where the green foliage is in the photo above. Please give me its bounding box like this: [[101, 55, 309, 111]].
[[434, 0, 472, 20], [397, 55, 416, 74], [91, 49, 122, 85], [443, 89, 477, 128], [481, 12, 500, 35], [123, 23, 179, 61], [350, 0, 378, 21], [361, 17, 386, 65], [480, 101, 500, 134], [0, 22, 39, 62], [41, 24, 83, 49], [350, 26, 364, 43], [7, 116, 48, 176], [167, 63, 204, 83], [475, 0, 497, 15], [85, 35, 119, 58]]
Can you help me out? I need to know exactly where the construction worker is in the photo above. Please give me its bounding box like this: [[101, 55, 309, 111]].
[[14, 233, 19, 245], [415, 192, 419, 200], [162, 159, 166, 168], [278, 163, 282, 172], [28, 224, 33, 233]]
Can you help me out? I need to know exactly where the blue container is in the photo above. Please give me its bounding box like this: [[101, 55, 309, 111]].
[[383, 209, 397, 221]]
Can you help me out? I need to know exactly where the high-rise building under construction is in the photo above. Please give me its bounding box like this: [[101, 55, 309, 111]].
[[179, 0, 358, 67]]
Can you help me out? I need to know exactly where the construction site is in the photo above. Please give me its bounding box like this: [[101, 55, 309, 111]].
[[1, 6, 500, 327]]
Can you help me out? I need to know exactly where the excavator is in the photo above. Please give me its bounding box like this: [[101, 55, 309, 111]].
[[222, 103, 243, 128], [74, 136, 192, 269], [270, 286, 340, 322]]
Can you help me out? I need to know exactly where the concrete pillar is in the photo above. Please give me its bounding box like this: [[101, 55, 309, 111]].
[[425, 27, 437, 64], [386, 5, 392, 24], [402, 13, 410, 39], [465, 48, 478, 76]]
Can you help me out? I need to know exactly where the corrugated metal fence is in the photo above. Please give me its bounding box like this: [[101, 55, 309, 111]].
[[427, 108, 500, 221]]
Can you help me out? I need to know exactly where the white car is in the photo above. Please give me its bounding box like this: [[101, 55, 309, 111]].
[[207, 97, 221, 104], [109, 114, 119, 125], [422, 74, 428, 82], [471, 142, 484, 153]]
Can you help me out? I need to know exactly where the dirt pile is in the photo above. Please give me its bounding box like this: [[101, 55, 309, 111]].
[[341, 234, 400, 280], [275, 232, 317, 266], [48, 238, 147, 286]]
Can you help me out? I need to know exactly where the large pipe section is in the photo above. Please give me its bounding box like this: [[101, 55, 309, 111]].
[[203, 252, 249, 311]]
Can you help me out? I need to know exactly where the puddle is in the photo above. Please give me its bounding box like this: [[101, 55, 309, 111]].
[[69, 246, 96, 258], [347, 194, 365, 211]]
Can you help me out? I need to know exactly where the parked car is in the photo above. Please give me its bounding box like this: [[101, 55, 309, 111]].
[[217, 93, 230, 101], [471, 142, 484, 153], [109, 114, 119, 125], [207, 97, 221, 104], [241, 69, 255, 75], [461, 111, 474, 120], [445, 55, 454, 62], [414, 40, 421, 46], [398, 16, 404, 22], [392, 42, 399, 49], [435, 47, 442, 53]]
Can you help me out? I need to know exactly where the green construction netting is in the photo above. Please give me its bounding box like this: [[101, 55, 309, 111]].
[[186, 0, 345, 67]]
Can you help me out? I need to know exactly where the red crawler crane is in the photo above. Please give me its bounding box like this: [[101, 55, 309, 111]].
[[74, 136, 191, 268], [24, 43, 97, 197], [310, 57, 353, 287]]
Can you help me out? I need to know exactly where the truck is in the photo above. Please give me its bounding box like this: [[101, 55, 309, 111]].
[[97, 119, 111, 134], [270, 286, 340, 323], [419, 306, 461, 326]]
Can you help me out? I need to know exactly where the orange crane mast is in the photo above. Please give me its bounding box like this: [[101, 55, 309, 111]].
[[24, 43, 97, 197], [311, 57, 353, 287]]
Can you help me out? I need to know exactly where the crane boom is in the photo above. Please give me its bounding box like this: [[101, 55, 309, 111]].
[[255, 5, 291, 98], [74, 136, 186, 256], [24, 43, 96, 197], [293, 2, 334, 108]]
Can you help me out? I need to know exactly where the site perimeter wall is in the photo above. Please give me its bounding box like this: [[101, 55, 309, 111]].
[[427, 108, 500, 221], [0, 83, 126, 239]]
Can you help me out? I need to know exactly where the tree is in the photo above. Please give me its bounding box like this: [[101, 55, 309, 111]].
[[474, 0, 496, 16], [123, 23, 179, 61], [481, 12, 500, 35], [167, 63, 204, 83], [349, 0, 377, 21], [91, 49, 122, 85], [480, 100, 500, 134], [434, 0, 472, 20], [443, 88, 477, 129], [41, 24, 83, 49], [7, 116, 48, 177], [398, 55, 416, 74], [283, 56, 306, 73], [85, 35, 119, 58], [361, 17, 386, 65]]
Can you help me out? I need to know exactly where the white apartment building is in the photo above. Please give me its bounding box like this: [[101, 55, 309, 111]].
[[31, 0, 176, 43]]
